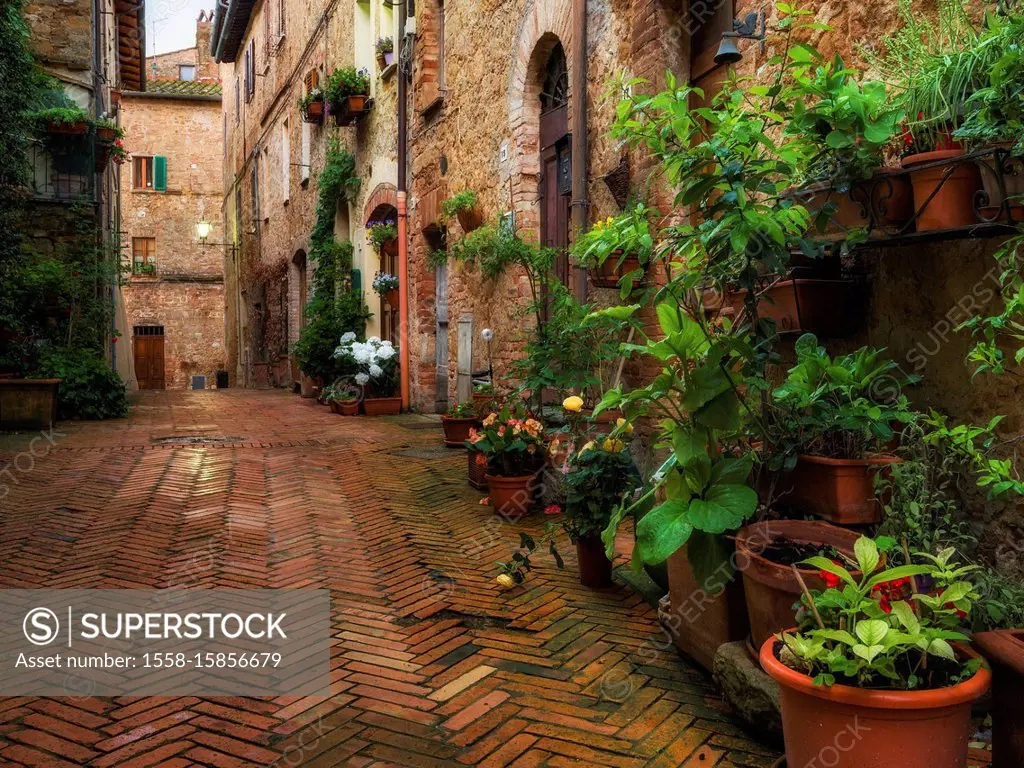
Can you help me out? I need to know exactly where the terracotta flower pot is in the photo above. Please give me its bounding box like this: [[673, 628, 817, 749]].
[[333, 94, 369, 126], [329, 401, 343, 414], [441, 415, 478, 447], [902, 149, 982, 231], [363, 396, 401, 416], [978, 143, 1024, 222], [736, 520, 864, 650], [485, 473, 540, 521], [0, 378, 60, 430], [800, 181, 870, 232], [867, 168, 916, 231], [576, 534, 613, 588], [47, 121, 89, 136], [662, 542, 749, 671], [468, 449, 489, 490], [473, 392, 499, 415], [973, 629, 1024, 767], [303, 100, 325, 124], [727, 279, 864, 337], [96, 126, 118, 143], [456, 206, 483, 233], [384, 287, 400, 307], [339, 400, 360, 416], [786, 454, 901, 525], [761, 636, 990, 768], [299, 375, 317, 399], [592, 251, 643, 289]]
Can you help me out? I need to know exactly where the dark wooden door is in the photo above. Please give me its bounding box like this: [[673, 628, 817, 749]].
[[134, 328, 165, 389], [539, 103, 571, 288]]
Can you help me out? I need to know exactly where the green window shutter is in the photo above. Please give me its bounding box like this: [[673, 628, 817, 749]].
[[350, 268, 361, 294], [154, 156, 167, 191]]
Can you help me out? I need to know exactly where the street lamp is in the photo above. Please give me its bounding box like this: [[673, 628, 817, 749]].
[[195, 220, 213, 242]]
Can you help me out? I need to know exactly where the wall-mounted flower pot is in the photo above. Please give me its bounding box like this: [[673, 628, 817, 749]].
[[978, 144, 1024, 222], [592, 251, 643, 289], [363, 396, 401, 416], [485, 473, 540, 520], [761, 636, 990, 768], [468, 448, 489, 490], [46, 121, 89, 136], [901, 149, 983, 231], [302, 100, 325, 124], [973, 630, 1024, 767], [333, 95, 369, 126], [867, 168, 916, 231], [95, 144, 113, 172], [96, 126, 118, 143], [576, 534, 613, 588], [441, 415, 478, 447], [0, 378, 60, 430], [786, 453, 901, 525], [800, 181, 870, 232], [384, 287, 400, 308], [663, 542, 749, 671], [736, 520, 864, 650], [456, 206, 483, 233], [727, 278, 863, 337]]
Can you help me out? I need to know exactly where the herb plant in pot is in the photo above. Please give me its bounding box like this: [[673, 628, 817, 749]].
[[325, 67, 371, 126], [333, 334, 401, 415], [770, 334, 917, 524], [372, 272, 400, 308], [442, 190, 482, 233], [442, 401, 478, 447], [323, 379, 361, 415], [761, 537, 991, 768], [468, 408, 546, 520]]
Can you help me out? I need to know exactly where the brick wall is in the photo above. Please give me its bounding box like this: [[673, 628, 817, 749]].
[[24, 0, 92, 72]]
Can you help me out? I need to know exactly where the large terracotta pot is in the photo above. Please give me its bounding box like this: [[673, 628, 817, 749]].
[[902, 149, 982, 231], [485, 473, 540, 521], [736, 520, 863, 650], [978, 143, 1024, 222], [973, 630, 1024, 767], [338, 400, 360, 416], [468, 449, 489, 490], [787, 454, 901, 525], [727, 279, 863, 337], [364, 396, 401, 416], [441, 415, 478, 447], [299, 375, 317, 399], [592, 251, 643, 289], [0, 379, 60, 430], [576, 534, 613, 588], [663, 543, 749, 671], [761, 636, 990, 768]]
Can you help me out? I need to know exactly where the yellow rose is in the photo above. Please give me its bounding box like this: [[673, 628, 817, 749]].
[[578, 440, 595, 456], [616, 417, 634, 435], [602, 438, 625, 453], [496, 574, 515, 589], [563, 395, 584, 412]]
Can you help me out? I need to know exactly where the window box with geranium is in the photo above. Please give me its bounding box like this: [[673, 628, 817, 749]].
[[325, 67, 371, 126], [299, 88, 325, 124], [375, 37, 394, 69], [468, 407, 546, 520], [371, 272, 400, 308], [441, 402, 479, 447], [762, 537, 990, 768], [333, 333, 401, 415]]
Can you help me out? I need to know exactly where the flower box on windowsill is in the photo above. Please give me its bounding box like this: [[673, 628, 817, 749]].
[[333, 95, 370, 126]]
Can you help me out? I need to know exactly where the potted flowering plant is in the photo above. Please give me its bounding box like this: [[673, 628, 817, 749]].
[[367, 219, 398, 255], [299, 88, 326, 124], [375, 36, 394, 69], [468, 407, 546, 520], [93, 119, 124, 172], [441, 401, 478, 447], [333, 333, 401, 415], [110, 140, 128, 166], [371, 272, 400, 307], [761, 537, 991, 768], [325, 67, 371, 126], [323, 379, 360, 415], [570, 203, 654, 292]]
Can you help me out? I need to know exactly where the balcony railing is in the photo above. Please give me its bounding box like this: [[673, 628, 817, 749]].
[[27, 138, 96, 203]]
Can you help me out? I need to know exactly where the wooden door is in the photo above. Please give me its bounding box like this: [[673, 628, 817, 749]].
[[134, 327, 165, 389], [539, 103, 571, 289]]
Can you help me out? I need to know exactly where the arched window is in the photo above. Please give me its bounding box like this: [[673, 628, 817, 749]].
[[539, 43, 568, 115]]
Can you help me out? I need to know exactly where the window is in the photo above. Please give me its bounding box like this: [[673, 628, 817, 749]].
[[179, 64, 196, 81], [132, 156, 167, 191], [277, 0, 286, 37], [303, 68, 319, 94], [249, 162, 260, 224], [281, 118, 290, 203], [300, 121, 311, 184], [132, 237, 156, 272], [244, 40, 256, 101], [234, 78, 240, 122]]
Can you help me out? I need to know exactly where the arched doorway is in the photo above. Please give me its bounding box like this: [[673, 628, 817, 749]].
[[366, 201, 399, 344], [538, 42, 572, 288]]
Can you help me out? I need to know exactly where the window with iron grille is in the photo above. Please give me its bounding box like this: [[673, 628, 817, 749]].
[[133, 325, 164, 336]]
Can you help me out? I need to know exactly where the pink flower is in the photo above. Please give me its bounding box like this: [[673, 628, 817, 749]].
[[480, 497, 490, 505], [544, 504, 561, 516]]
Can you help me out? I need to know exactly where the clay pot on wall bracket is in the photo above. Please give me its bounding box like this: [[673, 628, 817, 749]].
[[485, 473, 540, 521], [333, 95, 369, 126], [663, 541, 749, 671], [973, 630, 1024, 767], [726, 278, 864, 337], [761, 637, 990, 768], [363, 396, 401, 416], [576, 534, 613, 588], [592, 251, 643, 289], [468, 449, 489, 490], [977, 143, 1024, 222], [735, 520, 866, 650], [441, 415, 478, 447], [901, 149, 983, 231], [302, 100, 325, 124], [784, 454, 901, 525], [384, 287, 400, 308], [456, 206, 484, 233]]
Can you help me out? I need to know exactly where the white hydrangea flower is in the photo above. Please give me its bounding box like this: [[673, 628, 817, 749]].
[[368, 364, 384, 378], [355, 372, 370, 386], [380, 339, 393, 347], [340, 331, 356, 343], [367, 336, 381, 345], [376, 345, 396, 360], [352, 344, 373, 364]]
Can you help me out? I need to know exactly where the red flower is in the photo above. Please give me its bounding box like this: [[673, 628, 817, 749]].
[[879, 596, 892, 614], [819, 570, 842, 589], [543, 504, 561, 516]]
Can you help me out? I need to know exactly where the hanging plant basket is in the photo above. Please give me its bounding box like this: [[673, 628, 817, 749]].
[[95, 143, 113, 172], [456, 206, 484, 233], [333, 95, 370, 126], [301, 100, 325, 124]]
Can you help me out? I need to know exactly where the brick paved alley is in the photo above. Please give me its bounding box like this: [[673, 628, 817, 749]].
[[0, 391, 778, 767]]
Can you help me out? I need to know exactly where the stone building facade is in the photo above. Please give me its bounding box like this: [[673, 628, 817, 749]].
[[213, 0, 401, 388], [119, 18, 226, 390], [147, 11, 220, 83]]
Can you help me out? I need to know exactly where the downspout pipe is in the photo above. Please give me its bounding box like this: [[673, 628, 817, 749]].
[[571, 0, 588, 300], [397, 0, 410, 410]]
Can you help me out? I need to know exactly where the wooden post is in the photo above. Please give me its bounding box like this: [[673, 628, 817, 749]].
[[456, 315, 473, 404]]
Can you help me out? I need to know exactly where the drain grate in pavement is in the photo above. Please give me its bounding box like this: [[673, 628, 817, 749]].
[[151, 435, 248, 445], [395, 609, 514, 630], [390, 446, 456, 460]]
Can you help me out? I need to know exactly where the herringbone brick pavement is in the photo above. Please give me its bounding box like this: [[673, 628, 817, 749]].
[[0, 391, 781, 766]]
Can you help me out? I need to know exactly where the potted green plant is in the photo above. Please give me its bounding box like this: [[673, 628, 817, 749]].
[[375, 36, 394, 69], [472, 382, 498, 414], [30, 105, 91, 136], [92, 118, 124, 172], [441, 401, 479, 447], [367, 219, 398, 256], [769, 334, 918, 524], [761, 537, 991, 768], [333, 334, 401, 415], [467, 407, 546, 520], [371, 271, 400, 308], [442, 190, 482, 233], [323, 379, 361, 415], [325, 67, 371, 126], [570, 203, 653, 292], [299, 87, 325, 124]]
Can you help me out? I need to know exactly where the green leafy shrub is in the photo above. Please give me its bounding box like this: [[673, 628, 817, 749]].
[[324, 67, 370, 103], [35, 347, 128, 420], [441, 190, 478, 220]]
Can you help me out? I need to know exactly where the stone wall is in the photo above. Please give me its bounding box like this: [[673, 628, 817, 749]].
[[120, 91, 226, 388], [24, 0, 92, 73], [149, 14, 218, 81]]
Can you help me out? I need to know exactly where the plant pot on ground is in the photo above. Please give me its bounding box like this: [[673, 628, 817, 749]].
[[902, 149, 983, 231], [470, 408, 547, 520], [338, 400, 360, 415], [973, 630, 1024, 767], [736, 520, 865, 649], [364, 396, 401, 416], [786, 453, 901, 524], [468, 448, 489, 490], [726, 278, 864, 337], [486, 472, 541, 521], [576, 535, 613, 588], [441, 402, 478, 447]]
